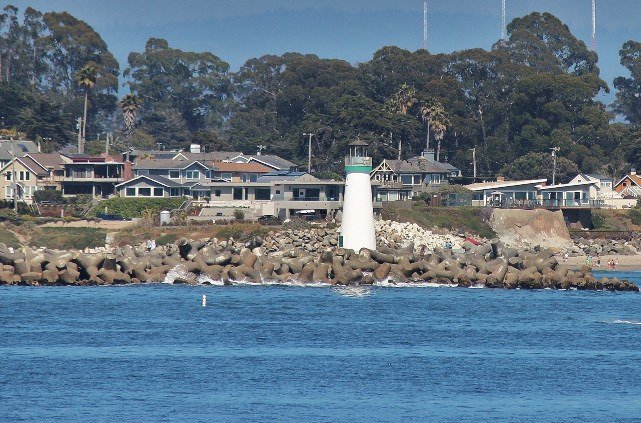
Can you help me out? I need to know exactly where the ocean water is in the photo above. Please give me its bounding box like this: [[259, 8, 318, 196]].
[[1, 272, 640, 422]]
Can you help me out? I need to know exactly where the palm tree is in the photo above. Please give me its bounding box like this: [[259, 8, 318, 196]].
[[384, 83, 417, 159], [75, 64, 97, 152], [119, 93, 141, 161], [420, 100, 450, 161]]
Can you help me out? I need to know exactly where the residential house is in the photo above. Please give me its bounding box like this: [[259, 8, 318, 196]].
[[117, 159, 215, 199], [198, 170, 350, 220], [0, 156, 50, 203], [466, 178, 546, 206], [570, 173, 635, 209], [115, 175, 185, 198], [614, 170, 641, 198], [61, 155, 127, 197], [371, 150, 454, 201], [26, 153, 68, 191], [537, 180, 600, 207]]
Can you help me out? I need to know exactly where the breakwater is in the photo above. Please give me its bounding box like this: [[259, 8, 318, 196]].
[[0, 231, 637, 291]]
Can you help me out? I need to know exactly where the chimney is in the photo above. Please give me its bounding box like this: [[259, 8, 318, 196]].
[[421, 149, 435, 162], [496, 176, 505, 182], [189, 143, 201, 153], [631, 168, 637, 176]]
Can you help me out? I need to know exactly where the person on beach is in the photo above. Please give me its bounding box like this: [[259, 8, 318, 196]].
[[596, 254, 601, 267], [586, 255, 592, 267], [563, 252, 568, 263], [614, 258, 619, 271]]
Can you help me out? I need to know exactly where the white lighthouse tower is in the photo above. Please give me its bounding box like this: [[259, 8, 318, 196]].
[[340, 139, 376, 251]]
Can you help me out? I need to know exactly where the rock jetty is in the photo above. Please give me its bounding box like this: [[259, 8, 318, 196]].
[[0, 231, 636, 291]]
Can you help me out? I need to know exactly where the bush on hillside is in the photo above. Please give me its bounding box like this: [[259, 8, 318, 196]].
[[91, 198, 184, 219]]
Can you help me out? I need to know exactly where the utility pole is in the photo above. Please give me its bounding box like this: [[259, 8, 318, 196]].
[[303, 132, 313, 173], [591, 0, 597, 51], [550, 147, 560, 185], [470, 147, 477, 179], [501, 0, 507, 40], [11, 140, 17, 212], [423, 1, 428, 50]]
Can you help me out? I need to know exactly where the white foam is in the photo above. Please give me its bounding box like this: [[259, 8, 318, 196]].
[[611, 320, 641, 325], [332, 285, 373, 297]]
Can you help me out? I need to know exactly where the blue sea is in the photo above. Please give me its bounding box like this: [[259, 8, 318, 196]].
[[1, 271, 640, 422]]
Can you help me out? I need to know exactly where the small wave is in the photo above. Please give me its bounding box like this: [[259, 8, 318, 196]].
[[332, 286, 373, 298], [610, 320, 641, 325], [373, 277, 457, 288]]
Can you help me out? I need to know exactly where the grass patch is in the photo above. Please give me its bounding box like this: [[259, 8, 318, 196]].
[[91, 198, 184, 219], [0, 226, 21, 248], [383, 206, 497, 239], [156, 233, 178, 245], [30, 227, 108, 250]]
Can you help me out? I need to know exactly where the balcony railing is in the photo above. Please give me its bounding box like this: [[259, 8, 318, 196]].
[[493, 199, 602, 209]]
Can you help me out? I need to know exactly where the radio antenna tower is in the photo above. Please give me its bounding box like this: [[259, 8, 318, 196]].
[[591, 0, 596, 51], [501, 0, 507, 40], [423, 1, 428, 50]]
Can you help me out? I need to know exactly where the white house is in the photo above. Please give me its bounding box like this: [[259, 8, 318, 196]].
[[466, 178, 546, 206]]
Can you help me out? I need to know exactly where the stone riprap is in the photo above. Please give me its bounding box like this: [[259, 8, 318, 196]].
[[262, 220, 467, 255], [569, 236, 641, 257], [0, 234, 636, 291]]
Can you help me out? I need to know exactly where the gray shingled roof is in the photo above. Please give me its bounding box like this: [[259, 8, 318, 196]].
[[116, 174, 183, 188], [175, 151, 242, 162], [246, 155, 297, 170], [0, 140, 39, 161], [385, 157, 451, 174], [134, 159, 212, 170], [256, 170, 317, 182]]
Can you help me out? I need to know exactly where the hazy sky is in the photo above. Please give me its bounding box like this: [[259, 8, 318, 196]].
[[10, 0, 641, 101]]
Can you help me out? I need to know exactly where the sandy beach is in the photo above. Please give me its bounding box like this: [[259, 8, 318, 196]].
[[560, 254, 641, 272]]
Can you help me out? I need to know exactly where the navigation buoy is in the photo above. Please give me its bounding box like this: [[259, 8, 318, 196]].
[[202, 294, 207, 307]]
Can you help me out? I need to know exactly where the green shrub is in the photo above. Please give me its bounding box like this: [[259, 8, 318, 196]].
[[91, 198, 184, 219], [629, 208, 641, 226], [591, 211, 606, 229], [30, 227, 107, 250], [233, 209, 245, 220], [33, 189, 63, 204], [0, 226, 20, 248]]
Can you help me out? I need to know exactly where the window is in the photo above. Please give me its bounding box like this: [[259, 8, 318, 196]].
[[186, 170, 200, 179], [126, 188, 135, 197], [233, 188, 243, 200], [276, 190, 281, 195], [5, 172, 11, 181], [255, 188, 270, 200], [154, 188, 164, 197], [169, 170, 180, 179], [221, 172, 232, 181], [242, 173, 248, 182], [413, 174, 421, 185], [400, 174, 413, 185], [514, 192, 527, 200], [138, 188, 151, 197], [19, 171, 25, 181], [473, 193, 483, 201], [170, 188, 181, 197], [5, 186, 11, 197], [250, 174, 258, 182], [216, 212, 223, 216], [214, 190, 221, 197]]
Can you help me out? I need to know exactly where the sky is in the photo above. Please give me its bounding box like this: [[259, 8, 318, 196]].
[[9, 0, 641, 102]]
